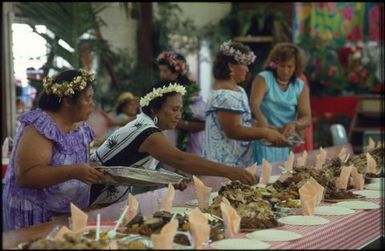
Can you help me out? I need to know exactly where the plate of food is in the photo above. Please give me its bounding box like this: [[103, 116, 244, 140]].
[[210, 238, 271, 249], [335, 200, 379, 210], [246, 229, 303, 242], [278, 215, 330, 226], [314, 206, 355, 216]]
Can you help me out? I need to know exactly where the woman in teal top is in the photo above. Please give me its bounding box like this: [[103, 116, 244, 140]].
[[250, 43, 312, 164]]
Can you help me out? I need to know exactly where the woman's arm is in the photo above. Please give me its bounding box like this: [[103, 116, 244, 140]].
[[139, 132, 257, 185], [15, 126, 104, 189], [176, 120, 205, 133], [250, 76, 268, 127], [217, 111, 285, 144]]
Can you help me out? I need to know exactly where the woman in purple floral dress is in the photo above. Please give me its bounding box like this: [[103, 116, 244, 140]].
[[2, 69, 104, 231]]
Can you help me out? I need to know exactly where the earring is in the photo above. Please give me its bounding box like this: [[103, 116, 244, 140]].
[[153, 116, 158, 125]]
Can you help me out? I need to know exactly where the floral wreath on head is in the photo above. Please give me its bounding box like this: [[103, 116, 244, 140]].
[[43, 69, 94, 97], [140, 83, 186, 107], [156, 51, 188, 75], [220, 40, 256, 65]]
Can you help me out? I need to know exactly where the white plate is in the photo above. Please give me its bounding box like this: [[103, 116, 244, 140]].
[[335, 200, 379, 210], [353, 190, 382, 198], [365, 183, 381, 191], [314, 206, 355, 216], [246, 229, 303, 242], [185, 192, 218, 206], [278, 215, 330, 226], [366, 177, 384, 184], [210, 238, 271, 249], [269, 175, 280, 183]]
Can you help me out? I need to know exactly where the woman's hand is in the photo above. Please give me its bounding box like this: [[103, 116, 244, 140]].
[[280, 122, 296, 138], [264, 128, 287, 145], [72, 164, 105, 185], [227, 168, 258, 185], [173, 180, 189, 191]]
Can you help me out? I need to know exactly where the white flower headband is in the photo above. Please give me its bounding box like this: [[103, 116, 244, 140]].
[[220, 40, 256, 65], [43, 70, 94, 97], [140, 83, 186, 107]]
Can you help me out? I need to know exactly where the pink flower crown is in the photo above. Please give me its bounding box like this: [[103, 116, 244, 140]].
[[219, 40, 256, 65], [156, 51, 187, 75]]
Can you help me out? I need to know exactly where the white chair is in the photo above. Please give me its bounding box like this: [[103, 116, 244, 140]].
[[329, 124, 348, 145]]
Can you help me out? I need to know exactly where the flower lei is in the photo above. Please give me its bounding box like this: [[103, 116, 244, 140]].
[[140, 83, 186, 107], [43, 70, 94, 97], [220, 40, 256, 65], [176, 81, 200, 151], [157, 51, 188, 75]]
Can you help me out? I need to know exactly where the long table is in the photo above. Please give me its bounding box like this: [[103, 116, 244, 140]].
[[3, 144, 383, 249]]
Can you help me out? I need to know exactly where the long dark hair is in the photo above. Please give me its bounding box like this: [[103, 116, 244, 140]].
[[37, 69, 93, 112]]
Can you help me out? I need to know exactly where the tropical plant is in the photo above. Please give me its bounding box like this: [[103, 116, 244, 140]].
[[14, 2, 121, 99]]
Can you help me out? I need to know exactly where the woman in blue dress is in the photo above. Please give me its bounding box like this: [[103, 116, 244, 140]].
[[250, 43, 312, 164], [202, 41, 286, 168]]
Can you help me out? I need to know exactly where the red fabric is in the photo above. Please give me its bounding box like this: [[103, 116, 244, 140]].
[[310, 96, 361, 119], [2, 164, 7, 179]]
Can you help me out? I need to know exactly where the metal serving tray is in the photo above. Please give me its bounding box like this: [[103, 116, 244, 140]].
[[96, 165, 186, 186]]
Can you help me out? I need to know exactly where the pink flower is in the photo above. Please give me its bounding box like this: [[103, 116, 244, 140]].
[[360, 69, 369, 77], [348, 72, 359, 84], [343, 5, 353, 20], [327, 3, 336, 13]]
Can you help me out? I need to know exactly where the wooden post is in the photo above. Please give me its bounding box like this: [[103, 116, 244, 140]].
[[137, 2, 153, 68]]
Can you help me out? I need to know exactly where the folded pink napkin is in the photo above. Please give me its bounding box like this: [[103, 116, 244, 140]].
[[105, 240, 119, 249], [284, 151, 295, 172], [220, 201, 241, 238], [298, 181, 317, 216], [308, 177, 325, 204], [350, 166, 365, 190], [124, 193, 139, 223], [367, 137, 376, 151], [338, 147, 347, 162], [376, 140, 382, 148], [189, 208, 210, 249], [335, 165, 353, 189], [297, 151, 308, 166], [70, 203, 88, 233], [260, 159, 272, 185], [159, 183, 175, 212], [193, 175, 213, 210], [366, 153, 377, 174], [54, 226, 73, 241], [151, 219, 179, 249], [315, 147, 327, 170], [246, 162, 257, 176]]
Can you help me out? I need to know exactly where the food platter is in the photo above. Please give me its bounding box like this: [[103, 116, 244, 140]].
[[96, 166, 186, 186]]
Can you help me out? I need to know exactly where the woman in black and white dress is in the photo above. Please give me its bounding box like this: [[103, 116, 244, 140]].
[[89, 80, 257, 207]]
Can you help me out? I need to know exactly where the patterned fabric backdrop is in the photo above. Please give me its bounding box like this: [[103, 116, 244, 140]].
[[293, 3, 382, 46]]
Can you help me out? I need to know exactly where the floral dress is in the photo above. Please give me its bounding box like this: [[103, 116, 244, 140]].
[[2, 108, 94, 231], [202, 86, 253, 167]]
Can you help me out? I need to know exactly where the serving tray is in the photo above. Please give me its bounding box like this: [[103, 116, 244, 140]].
[[96, 166, 186, 186]]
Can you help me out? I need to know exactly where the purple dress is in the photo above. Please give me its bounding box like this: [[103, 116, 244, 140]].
[[2, 109, 94, 231]]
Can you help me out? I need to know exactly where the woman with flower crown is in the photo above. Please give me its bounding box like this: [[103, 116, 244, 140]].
[[250, 43, 312, 164], [156, 51, 206, 157], [89, 80, 257, 207], [202, 41, 286, 167], [2, 69, 105, 230]]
